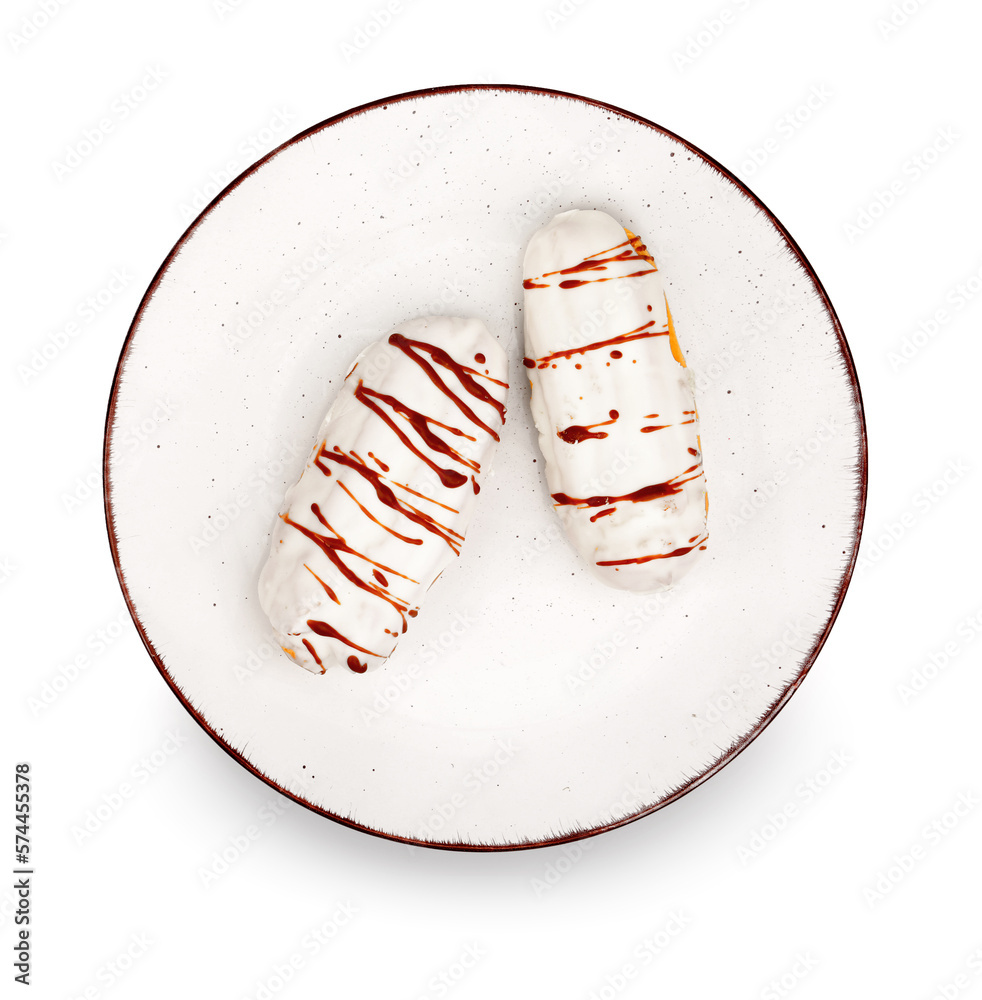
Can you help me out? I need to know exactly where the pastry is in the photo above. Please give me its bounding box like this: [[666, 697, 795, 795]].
[[522, 209, 707, 592], [258, 316, 508, 672]]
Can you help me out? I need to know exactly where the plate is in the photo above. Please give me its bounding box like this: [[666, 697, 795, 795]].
[[104, 85, 866, 850]]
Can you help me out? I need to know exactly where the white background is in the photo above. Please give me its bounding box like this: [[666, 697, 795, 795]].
[[3, 0, 981, 997]]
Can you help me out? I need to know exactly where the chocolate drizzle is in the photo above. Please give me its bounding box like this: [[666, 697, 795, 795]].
[[277, 331, 506, 673], [525, 237, 659, 290], [304, 563, 339, 604], [557, 409, 620, 444], [558, 270, 656, 289], [354, 381, 477, 488], [597, 535, 709, 567], [589, 506, 617, 522], [524, 221, 708, 580], [301, 639, 325, 673], [307, 617, 382, 658], [314, 448, 460, 553], [528, 320, 667, 368], [387, 333, 506, 440], [551, 468, 704, 509]]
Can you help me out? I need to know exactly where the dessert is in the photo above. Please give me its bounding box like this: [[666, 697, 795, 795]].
[[522, 209, 708, 592], [258, 316, 508, 673]]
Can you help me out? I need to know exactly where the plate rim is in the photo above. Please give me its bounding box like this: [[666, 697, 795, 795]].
[[102, 82, 869, 852]]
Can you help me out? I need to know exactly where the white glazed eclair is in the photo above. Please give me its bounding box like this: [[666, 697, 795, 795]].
[[258, 316, 508, 673], [522, 209, 707, 592]]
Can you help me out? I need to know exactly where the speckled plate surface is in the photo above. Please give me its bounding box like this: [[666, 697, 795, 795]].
[[104, 85, 866, 850]]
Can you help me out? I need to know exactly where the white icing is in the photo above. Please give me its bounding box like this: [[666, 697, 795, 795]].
[[523, 209, 708, 592], [258, 316, 507, 673]]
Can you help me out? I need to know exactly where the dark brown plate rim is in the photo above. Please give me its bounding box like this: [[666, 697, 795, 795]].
[[102, 83, 868, 853]]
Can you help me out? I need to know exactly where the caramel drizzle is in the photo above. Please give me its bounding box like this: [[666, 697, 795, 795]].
[[283, 504, 414, 639], [279, 333, 507, 671], [335, 479, 423, 545], [387, 333, 506, 440], [557, 409, 619, 444], [306, 618, 382, 657], [523, 235, 657, 290], [314, 446, 461, 553], [589, 506, 618, 522], [525, 320, 667, 369], [354, 381, 477, 489], [389, 479, 459, 514], [597, 534, 709, 567], [552, 466, 704, 510], [304, 563, 340, 605], [301, 639, 325, 673], [558, 270, 656, 290]]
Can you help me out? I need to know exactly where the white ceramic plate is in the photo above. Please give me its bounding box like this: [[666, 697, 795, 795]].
[[104, 85, 866, 850]]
